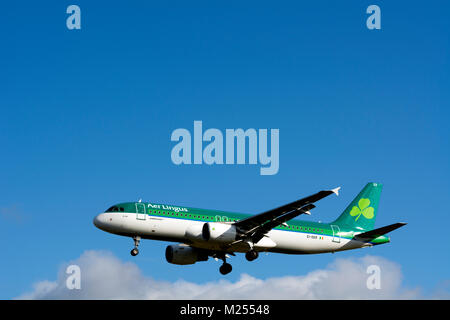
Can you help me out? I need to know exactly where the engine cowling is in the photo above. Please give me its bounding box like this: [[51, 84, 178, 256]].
[[185, 224, 204, 241], [202, 222, 237, 243], [165, 244, 208, 265]]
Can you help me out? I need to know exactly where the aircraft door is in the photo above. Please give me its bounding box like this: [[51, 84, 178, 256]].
[[331, 225, 341, 243], [136, 203, 147, 220]]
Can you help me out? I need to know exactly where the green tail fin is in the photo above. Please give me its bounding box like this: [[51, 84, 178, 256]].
[[332, 182, 383, 230]]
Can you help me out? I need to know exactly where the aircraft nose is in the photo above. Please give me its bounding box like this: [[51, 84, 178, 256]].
[[93, 213, 106, 229]]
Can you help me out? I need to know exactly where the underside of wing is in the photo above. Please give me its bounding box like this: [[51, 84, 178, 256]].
[[249, 203, 316, 243]]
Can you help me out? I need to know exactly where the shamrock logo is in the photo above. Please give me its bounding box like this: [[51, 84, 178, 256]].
[[349, 198, 374, 221]]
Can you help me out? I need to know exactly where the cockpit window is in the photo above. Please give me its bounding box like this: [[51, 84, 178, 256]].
[[105, 204, 133, 213], [105, 206, 119, 212]]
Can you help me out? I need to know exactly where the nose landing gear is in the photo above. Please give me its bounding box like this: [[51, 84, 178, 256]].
[[130, 236, 141, 256]]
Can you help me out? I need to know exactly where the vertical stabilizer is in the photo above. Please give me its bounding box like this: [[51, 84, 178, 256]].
[[332, 182, 383, 230]]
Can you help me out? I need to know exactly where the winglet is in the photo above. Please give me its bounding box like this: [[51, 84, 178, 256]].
[[331, 187, 341, 196]]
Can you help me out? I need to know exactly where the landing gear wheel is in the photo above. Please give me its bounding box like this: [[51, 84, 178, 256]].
[[245, 250, 259, 261], [130, 236, 141, 257], [219, 263, 232, 275]]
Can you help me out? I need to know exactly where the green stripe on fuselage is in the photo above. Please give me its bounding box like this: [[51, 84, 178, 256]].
[[109, 202, 389, 244]]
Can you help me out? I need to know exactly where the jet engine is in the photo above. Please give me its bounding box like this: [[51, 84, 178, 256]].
[[165, 244, 208, 265], [185, 224, 204, 241], [202, 222, 237, 243]]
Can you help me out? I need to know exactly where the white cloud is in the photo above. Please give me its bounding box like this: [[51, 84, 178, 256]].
[[16, 250, 429, 299]]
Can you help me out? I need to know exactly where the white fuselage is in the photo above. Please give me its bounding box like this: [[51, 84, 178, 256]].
[[94, 212, 369, 254]]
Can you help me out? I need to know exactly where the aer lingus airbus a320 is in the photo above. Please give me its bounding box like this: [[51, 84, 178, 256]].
[[94, 183, 406, 275]]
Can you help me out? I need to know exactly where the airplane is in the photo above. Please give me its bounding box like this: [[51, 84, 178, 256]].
[[93, 182, 406, 275]]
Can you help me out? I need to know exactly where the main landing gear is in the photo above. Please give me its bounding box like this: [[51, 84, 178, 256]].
[[218, 250, 258, 275], [217, 253, 233, 275], [219, 261, 232, 275], [130, 236, 141, 256], [245, 250, 259, 262]]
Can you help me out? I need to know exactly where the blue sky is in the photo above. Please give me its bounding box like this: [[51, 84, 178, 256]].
[[1, 1, 449, 299]]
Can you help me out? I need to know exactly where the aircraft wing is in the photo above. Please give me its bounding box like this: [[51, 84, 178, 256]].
[[233, 187, 340, 243]]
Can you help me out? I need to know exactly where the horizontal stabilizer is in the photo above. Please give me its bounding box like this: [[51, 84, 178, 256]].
[[354, 222, 407, 240]]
